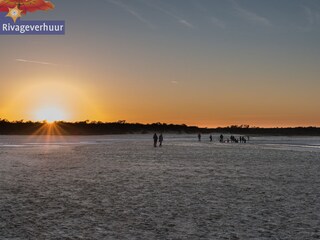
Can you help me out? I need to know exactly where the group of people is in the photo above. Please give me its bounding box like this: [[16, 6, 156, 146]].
[[153, 133, 250, 147], [153, 133, 164, 147], [219, 134, 249, 143], [199, 134, 249, 143]]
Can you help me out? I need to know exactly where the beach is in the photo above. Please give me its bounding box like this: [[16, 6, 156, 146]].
[[1, 135, 320, 239]]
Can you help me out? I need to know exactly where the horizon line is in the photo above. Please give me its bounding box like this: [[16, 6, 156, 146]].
[[0, 119, 319, 129]]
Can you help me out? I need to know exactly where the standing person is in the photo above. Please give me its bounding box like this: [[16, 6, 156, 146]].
[[198, 133, 201, 142], [153, 133, 158, 147], [159, 133, 163, 147], [209, 135, 213, 142], [220, 134, 224, 143]]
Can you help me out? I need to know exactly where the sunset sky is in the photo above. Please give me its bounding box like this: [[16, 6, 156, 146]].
[[1, 0, 320, 127]]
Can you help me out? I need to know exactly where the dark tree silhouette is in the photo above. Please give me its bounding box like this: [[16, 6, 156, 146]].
[[0, 119, 319, 135]]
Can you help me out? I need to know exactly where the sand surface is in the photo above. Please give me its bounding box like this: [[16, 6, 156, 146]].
[[1, 135, 320, 239]]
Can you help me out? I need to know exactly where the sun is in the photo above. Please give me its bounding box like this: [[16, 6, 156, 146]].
[[34, 106, 67, 123]]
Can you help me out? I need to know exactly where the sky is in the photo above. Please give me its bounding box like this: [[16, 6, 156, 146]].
[[0, 0, 320, 127]]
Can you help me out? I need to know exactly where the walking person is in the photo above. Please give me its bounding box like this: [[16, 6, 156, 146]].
[[159, 133, 163, 147], [209, 135, 213, 142], [153, 133, 158, 147], [198, 133, 201, 142]]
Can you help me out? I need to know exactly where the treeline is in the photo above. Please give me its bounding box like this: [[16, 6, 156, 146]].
[[0, 119, 319, 136], [0, 119, 203, 135], [215, 125, 320, 136]]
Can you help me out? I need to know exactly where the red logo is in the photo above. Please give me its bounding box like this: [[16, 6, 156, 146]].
[[0, 0, 54, 22]]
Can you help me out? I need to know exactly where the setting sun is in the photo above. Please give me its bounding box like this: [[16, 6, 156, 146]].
[[34, 106, 67, 123]]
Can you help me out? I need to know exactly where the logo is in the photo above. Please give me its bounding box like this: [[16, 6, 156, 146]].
[[0, 0, 65, 35]]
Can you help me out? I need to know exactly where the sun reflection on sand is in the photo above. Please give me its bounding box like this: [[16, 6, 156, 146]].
[[27, 122, 68, 144]]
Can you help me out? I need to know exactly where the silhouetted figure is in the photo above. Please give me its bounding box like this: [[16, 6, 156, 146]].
[[153, 133, 158, 147], [220, 134, 224, 143], [210, 135, 213, 142], [159, 133, 163, 147], [230, 135, 236, 143], [198, 133, 201, 141]]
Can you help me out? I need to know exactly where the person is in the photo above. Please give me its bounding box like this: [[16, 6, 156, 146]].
[[198, 133, 201, 141], [159, 133, 163, 147], [220, 134, 224, 143], [153, 133, 158, 147], [209, 135, 213, 142]]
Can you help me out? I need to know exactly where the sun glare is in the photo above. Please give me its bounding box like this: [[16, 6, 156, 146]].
[[34, 107, 67, 123]]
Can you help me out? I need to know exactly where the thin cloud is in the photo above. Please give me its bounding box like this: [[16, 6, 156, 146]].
[[191, 1, 226, 29], [15, 59, 57, 66], [210, 16, 226, 29], [303, 6, 320, 25], [106, 0, 155, 29], [171, 81, 179, 84], [231, 0, 271, 26], [139, 0, 194, 29], [179, 19, 194, 29]]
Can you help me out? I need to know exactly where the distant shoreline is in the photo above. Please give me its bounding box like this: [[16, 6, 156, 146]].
[[0, 120, 319, 136]]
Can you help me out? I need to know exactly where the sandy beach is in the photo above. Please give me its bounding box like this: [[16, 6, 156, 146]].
[[1, 135, 320, 239]]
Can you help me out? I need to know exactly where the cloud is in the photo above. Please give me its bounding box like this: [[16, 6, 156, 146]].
[[15, 59, 57, 66], [231, 0, 271, 26], [179, 19, 194, 29], [303, 6, 320, 25], [171, 81, 179, 84], [139, 0, 194, 29], [106, 0, 154, 29], [210, 16, 226, 29], [191, 1, 226, 29]]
